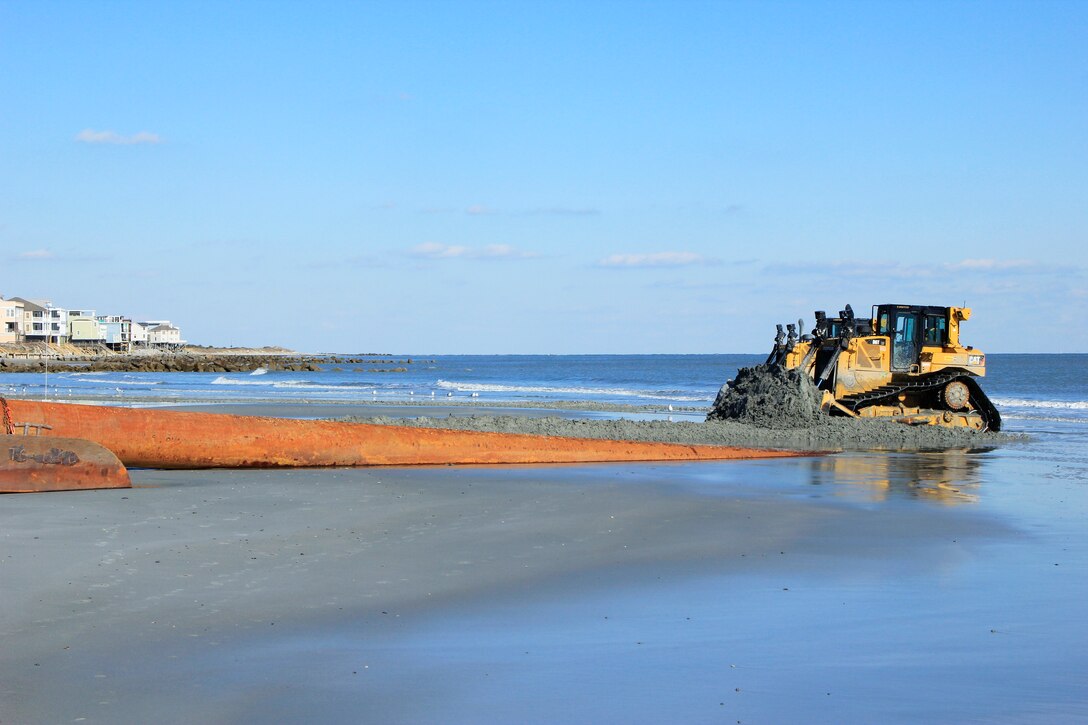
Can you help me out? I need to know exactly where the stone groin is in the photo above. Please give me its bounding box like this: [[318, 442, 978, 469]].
[[0, 353, 422, 374]]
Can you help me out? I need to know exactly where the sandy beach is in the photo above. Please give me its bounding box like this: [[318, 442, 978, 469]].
[[3, 412, 1086, 723], [6, 0, 1085, 720]]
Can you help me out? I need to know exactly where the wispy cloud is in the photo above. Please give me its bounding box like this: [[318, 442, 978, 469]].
[[412, 242, 469, 259], [522, 207, 601, 217], [480, 244, 539, 259], [7, 248, 110, 264], [15, 249, 54, 260], [945, 258, 1036, 272], [597, 251, 712, 268], [409, 242, 538, 260], [420, 204, 602, 217], [75, 129, 162, 145], [767, 258, 1056, 279]]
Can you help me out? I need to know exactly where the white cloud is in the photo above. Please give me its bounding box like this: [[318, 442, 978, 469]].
[[478, 244, 538, 259], [946, 258, 1036, 271], [523, 206, 601, 217], [466, 204, 495, 216], [16, 249, 54, 260], [597, 251, 709, 268], [409, 242, 537, 260], [411, 242, 470, 259], [75, 129, 162, 145]]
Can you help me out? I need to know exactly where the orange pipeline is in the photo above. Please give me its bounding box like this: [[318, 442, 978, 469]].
[[3, 400, 812, 469], [1, 434, 131, 493]]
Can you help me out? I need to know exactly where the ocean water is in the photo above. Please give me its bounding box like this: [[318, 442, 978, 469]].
[[3, 354, 748, 408], [4, 353, 1087, 434]]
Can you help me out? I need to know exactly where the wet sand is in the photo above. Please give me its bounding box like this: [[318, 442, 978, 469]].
[[2, 409, 1085, 723], [0, 463, 872, 723]]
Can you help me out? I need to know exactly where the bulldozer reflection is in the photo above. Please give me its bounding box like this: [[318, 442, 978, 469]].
[[805, 448, 992, 505]]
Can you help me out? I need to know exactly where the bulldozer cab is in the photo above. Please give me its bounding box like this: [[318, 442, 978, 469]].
[[874, 304, 950, 373]]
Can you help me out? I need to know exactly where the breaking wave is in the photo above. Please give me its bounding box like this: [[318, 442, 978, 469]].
[[993, 397, 1088, 424], [992, 397, 1088, 411], [434, 379, 706, 402], [64, 378, 162, 386], [211, 376, 370, 392]]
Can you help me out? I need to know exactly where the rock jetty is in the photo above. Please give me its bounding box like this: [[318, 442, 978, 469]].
[[0, 348, 422, 374]]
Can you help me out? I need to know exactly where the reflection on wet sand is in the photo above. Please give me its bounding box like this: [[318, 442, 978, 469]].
[[806, 448, 995, 505]]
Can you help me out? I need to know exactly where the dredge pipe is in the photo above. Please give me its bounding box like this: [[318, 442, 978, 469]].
[[4, 400, 811, 469], [1, 434, 131, 493]]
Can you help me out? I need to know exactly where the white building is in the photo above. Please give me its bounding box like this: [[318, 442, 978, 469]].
[[145, 321, 185, 348], [10, 298, 68, 343], [130, 321, 150, 347]]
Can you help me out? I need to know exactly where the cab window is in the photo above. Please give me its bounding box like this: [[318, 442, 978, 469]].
[[894, 314, 916, 343], [923, 315, 947, 344]]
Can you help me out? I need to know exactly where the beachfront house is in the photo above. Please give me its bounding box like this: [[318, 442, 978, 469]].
[[68, 309, 107, 346], [0, 296, 24, 343], [96, 315, 132, 351], [11, 298, 68, 344], [145, 321, 185, 348], [130, 321, 149, 347]]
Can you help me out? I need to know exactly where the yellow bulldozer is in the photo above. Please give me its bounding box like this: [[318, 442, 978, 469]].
[[768, 303, 1001, 431]]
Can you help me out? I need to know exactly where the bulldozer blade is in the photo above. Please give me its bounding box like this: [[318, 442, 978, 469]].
[[2, 400, 815, 470], [1, 434, 131, 493]]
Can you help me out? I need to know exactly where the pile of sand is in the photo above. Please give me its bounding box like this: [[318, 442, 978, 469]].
[[340, 413, 1016, 452], [706, 364, 823, 428]]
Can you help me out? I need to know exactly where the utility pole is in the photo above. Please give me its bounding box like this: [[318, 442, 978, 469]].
[[44, 303, 51, 400]]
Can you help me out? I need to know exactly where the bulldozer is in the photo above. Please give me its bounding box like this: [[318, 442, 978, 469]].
[[766, 304, 1001, 431]]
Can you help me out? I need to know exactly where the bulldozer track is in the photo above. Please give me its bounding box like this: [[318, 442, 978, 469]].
[[837, 369, 1002, 432]]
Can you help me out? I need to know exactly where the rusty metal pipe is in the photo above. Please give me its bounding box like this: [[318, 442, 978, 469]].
[[1, 434, 131, 493], [4, 400, 811, 469]]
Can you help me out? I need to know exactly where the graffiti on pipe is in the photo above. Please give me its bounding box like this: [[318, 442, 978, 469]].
[[8, 445, 81, 466]]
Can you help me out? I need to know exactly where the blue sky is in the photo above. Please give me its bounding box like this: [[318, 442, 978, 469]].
[[1, 0, 1085, 353]]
